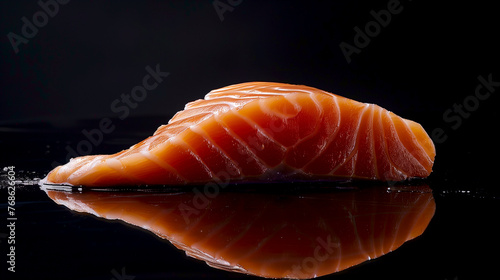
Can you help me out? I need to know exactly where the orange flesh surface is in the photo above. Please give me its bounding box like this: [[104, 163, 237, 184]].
[[44, 82, 436, 187]]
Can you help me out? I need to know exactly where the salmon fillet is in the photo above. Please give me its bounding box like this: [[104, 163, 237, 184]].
[[42, 82, 435, 187], [44, 185, 436, 278]]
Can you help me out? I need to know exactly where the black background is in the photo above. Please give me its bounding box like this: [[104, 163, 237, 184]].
[[1, 0, 498, 122], [1, 1, 499, 280]]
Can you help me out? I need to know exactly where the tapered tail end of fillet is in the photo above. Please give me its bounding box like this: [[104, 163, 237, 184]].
[[40, 165, 75, 188], [42, 166, 60, 184], [39, 172, 78, 192]]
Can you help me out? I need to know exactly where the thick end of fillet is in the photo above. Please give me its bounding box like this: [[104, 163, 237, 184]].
[[405, 119, 436, 166]]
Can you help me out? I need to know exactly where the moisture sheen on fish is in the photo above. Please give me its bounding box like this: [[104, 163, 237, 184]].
[[43, 82, 436, 187]]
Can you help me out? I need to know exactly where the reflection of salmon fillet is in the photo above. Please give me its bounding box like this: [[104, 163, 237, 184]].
[[44, 185, 436, 278], [43, 82, 435, 187]]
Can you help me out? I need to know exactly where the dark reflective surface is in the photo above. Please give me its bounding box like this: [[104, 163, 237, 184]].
[[43, 184, 434, 279]]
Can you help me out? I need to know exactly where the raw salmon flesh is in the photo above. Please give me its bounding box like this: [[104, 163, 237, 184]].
[[42, 82, 435, 187]]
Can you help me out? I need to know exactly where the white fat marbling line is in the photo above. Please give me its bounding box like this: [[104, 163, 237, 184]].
[[169, 135, 215, 178], [138, 149, 187, 182], [301, 94, 341, 171], [189, 124, 243, 179], [330, 104, 370, 177], [377, 108, 408, 180]]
